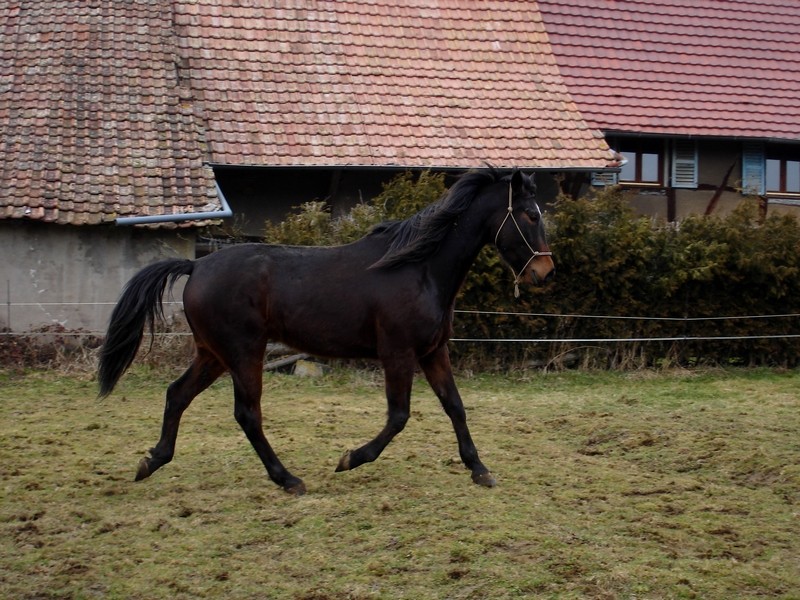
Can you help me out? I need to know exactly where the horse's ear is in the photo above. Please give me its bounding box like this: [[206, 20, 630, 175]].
[[510, 169, 525, 195], [510, 170, 535, 199]]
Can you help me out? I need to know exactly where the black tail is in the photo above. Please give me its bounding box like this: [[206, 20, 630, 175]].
[[98, 259, 194, 398]]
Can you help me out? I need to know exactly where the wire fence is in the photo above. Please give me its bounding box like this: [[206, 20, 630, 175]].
[[3, 300, 800, 344], [451, 309, 800, 343]]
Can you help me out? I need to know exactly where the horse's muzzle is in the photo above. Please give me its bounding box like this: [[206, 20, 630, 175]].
[[526, 255, 555, 285]]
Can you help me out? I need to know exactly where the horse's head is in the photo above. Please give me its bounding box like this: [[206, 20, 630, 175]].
[[492, 170, 555, 291]]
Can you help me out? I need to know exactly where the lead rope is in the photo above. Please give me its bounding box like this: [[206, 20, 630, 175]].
[[494, 183, 553, 298]]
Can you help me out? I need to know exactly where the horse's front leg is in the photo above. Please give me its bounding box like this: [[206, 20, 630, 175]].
[[419, 345, 496, 487], [335, 353, 415, 473]]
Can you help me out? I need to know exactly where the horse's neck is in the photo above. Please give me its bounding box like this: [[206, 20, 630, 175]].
[[427, 201, 493, 303]]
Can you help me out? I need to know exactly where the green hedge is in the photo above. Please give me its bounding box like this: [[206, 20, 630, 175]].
[[265, 172, 800, 369]]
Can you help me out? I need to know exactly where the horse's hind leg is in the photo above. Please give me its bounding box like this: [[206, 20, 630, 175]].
[[230, 362, 306, 496], [136, 348, 225, 481], [419, 345, 496, 487]]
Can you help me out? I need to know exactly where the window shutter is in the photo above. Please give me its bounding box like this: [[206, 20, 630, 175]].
[[742, 142, 765, 195], [591, 171, 619, 186], [672, 140, 698, 188]]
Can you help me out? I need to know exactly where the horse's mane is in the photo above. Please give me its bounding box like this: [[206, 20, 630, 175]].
[[370, 168, 504, 269]]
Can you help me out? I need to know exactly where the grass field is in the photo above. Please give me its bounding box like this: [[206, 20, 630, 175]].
[[1, 365, 799, 599]]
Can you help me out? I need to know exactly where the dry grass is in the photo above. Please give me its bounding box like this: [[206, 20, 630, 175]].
[[1, 366, 798, 599]]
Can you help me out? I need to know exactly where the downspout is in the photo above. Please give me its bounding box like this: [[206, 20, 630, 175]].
[[115, 182, 232, 225]]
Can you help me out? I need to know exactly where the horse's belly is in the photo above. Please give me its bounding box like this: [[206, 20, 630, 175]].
[[268, 304, 378, 359]]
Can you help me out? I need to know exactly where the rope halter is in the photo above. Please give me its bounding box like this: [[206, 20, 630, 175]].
[[494, 182, 553, 298]]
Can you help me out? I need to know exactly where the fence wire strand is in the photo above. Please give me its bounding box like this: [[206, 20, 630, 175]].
[[3, 303, 799, 344]]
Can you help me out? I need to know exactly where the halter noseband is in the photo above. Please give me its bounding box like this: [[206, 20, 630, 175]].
[[494, 182, 553, 298]]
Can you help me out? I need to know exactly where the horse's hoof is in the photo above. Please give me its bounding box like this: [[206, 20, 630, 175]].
[[335, 450, 352, 472], [134, 457, 151, 481], [472, 471, 497, 488], [284, 480, 307, 496]]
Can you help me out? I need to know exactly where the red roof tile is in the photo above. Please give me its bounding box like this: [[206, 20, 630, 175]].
[[175, 0, 612, 169], [537, 0, 800, 141], [0, 1, 219, 227]]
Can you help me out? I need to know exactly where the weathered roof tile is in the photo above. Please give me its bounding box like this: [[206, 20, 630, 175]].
[[176, 0, 611, 169], [0, 0, 219, 227]]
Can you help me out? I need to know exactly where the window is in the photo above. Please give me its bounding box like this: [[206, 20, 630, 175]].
[[766, 155, 800, 195], [608, 137, 664, 186], [741, 142, 800, 197], [595, 137, 691, 188], [592, 138, 664, 187]]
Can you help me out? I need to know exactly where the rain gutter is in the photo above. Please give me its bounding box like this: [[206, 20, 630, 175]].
[[115, 182, 232, 226], [210, 162, 621, 173]]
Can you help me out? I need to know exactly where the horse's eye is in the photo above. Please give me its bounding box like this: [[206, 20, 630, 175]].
[[523, 208, 540, 224]]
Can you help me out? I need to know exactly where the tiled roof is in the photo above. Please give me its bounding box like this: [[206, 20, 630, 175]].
[[537, 0, 800, 141], [175, 0, 612, 169], [0, 1, 615, 228], [0, 1, 219, 227]]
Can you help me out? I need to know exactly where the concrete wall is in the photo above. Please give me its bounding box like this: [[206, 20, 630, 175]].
[[1, 221, 194, 333]]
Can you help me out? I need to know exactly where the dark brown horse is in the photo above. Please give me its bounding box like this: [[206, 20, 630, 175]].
[[98, 168, 554, 495]]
